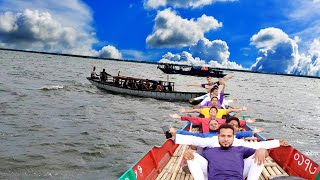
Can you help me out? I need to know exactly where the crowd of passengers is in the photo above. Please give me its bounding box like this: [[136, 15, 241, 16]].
[[162, 75, 289, 180], [91, 66, 173, 91]]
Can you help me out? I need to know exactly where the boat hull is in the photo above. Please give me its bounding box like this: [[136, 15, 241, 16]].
[[87, 77, 206, 101], [119, 122, 320, 180], [158, 67, 227, 78]]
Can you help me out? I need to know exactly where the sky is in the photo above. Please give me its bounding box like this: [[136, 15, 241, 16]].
[[0, 0, 320, 77]]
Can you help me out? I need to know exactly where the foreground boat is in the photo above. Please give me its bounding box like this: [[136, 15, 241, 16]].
[[157, 63, 227, 78], [119, 122, 320, 180], [87, 75, 206, 101]]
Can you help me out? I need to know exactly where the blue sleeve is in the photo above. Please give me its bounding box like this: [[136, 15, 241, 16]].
[[242, 147, 256, 159], [235, 131, 253, 139], [176, 130, 217, 138]]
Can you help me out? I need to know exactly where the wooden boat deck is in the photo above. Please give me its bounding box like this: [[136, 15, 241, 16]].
[[156, 128, 290, 180]]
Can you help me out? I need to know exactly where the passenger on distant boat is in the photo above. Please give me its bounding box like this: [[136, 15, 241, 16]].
[[170, 124, 289, 180], [99, 69, 109, 82], [156, 81, 164, 91], [143, 80, 151, 90], [201, 66, 209, 71], [91, 66, 99, 79]]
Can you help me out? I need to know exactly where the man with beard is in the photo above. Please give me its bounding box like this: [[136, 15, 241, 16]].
[[169, 123, 288, 180], [172, 124, 267, 180], [202, 124, 264, 179]]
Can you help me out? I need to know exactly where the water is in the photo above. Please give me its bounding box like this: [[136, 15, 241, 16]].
[[0, 49, 319, 179]]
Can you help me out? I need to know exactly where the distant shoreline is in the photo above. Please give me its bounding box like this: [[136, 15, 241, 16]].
[[1, 47, 319, 79]]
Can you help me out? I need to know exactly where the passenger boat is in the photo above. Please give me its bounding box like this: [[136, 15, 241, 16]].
[[87, 74, 206, 101], [157, 63, 227, 78], [118, 122, 320, 180]]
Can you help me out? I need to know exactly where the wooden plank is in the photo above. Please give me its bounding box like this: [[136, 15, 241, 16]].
[[262, 167, 271, 179], [271, 166, 282, 175], [184, 174, 190, 180], [259, 174, 266, 180], [160, 172, 168, 180], [266, 166, 277, 176], [173, 145, 183, 156], [179, 171, 186, 180], [175, 167, 183, 180], [266, 157, 288, 176]]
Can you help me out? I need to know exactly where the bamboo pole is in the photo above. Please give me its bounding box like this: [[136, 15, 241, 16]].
[[170, 123, 193, 180]]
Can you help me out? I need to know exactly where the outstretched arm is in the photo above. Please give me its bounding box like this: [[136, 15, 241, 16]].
[[186, 83, 201, 87], [180, 108, 201, 114], [170, 114, 204, 125], [222, 74, 234, 81], [174, 133, 219, 148], [227, 106, 248, 113]]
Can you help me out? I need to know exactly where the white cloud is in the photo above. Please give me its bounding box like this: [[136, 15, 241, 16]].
[[250, 27, 320, 77], [190, 38, 230, 63], [146, 8, 222, 48], [159, 51, 207, 66], [144, 0, 237, 9], [250, 28, 291, 49], [290, 38, 320, 76], [159, 40, 243, 70], [98, 45, 122, 59], [250, 28, 299, 74], [0, 0, 122, 59]]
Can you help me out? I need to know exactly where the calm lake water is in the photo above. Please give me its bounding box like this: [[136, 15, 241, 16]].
[[0, 49, 319, 179]]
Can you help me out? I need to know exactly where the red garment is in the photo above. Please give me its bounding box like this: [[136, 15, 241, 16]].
[[180, 116, 246, 133]]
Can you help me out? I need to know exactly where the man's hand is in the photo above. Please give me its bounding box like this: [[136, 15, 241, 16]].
[[279, 139, 289, 146], [183, 149, 196, 160], [169, 113, 181, 119], [169, 128, 176, 139], [189, 98, 195, 103], [219, 79, 225, 85], [253, 127, 264, 134], [253, 148, 267, 165]]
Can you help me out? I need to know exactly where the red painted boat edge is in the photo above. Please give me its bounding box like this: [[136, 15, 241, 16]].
[[118, 122, 191, 180]]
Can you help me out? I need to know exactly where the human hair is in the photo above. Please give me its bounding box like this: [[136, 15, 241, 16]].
[[211, 96, 218, 101], [210, 86, 219, 93], [209, 106, 218, 113], [218, 123, 235, 134], [221, 114, 231, 120], [226, 116, 240, 126]]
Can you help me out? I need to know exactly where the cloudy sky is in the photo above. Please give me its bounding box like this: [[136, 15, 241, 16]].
[[0, 0, 320, 77]]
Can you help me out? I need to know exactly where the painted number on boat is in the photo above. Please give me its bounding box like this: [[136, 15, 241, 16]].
[[134, 165, 143, 178], [294, 153, 317, 174]]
